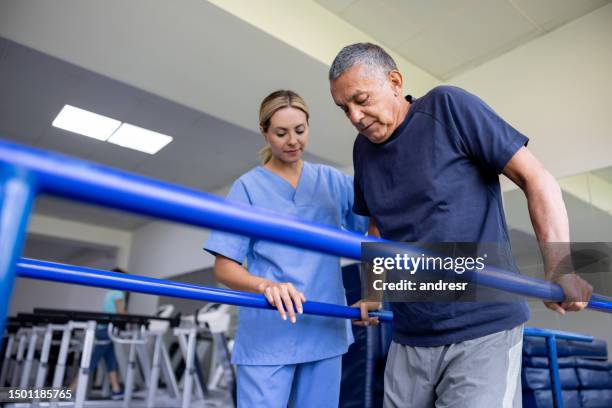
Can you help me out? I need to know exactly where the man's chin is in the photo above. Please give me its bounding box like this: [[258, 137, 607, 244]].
[[364, 132, 390, 144]]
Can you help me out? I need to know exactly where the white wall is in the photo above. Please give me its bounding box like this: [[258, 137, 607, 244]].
[[449, 4, 612, 181], [126, 177, 229, 313], [27, 214, 132, 268], [10, 214, 132, 314], [126, 222, 215, 313], [9, 279, 111, 315]]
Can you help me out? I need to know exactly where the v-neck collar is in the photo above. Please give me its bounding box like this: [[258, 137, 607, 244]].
[[258, 161, 311, 203], [259, 161, 305, 189]]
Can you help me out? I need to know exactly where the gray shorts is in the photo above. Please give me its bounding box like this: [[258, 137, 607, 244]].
[[384, 325, 523, 408]]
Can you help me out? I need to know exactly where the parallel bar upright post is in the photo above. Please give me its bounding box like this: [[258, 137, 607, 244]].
[[546, 335, 563, 408], [0, 169, 36, 344]]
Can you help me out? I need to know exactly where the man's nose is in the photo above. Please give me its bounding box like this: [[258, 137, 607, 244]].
[[348, 107, 365, 128]]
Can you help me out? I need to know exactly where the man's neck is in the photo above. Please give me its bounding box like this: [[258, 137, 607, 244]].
[[399, 97, 411, 124], [390, 97, 412, 135]]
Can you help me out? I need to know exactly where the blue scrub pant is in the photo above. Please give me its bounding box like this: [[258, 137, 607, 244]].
[[236, 355, 342, 408]]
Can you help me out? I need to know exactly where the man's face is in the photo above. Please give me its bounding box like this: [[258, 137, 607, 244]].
[[330, 64, 400, 144]]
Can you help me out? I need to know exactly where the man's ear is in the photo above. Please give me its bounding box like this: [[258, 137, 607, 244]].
[[388, 70, 404, 95]]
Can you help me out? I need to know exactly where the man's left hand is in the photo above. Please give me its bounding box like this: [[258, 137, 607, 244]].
[[544, 274, 593, 315]]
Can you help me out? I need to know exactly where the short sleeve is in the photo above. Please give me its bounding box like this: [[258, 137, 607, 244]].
[[445, 87, 528, 174], [203, 179, 252, 264], [340, 174, 368, 233], [108, 290, 124, 302], [103, 290, 124, 313]]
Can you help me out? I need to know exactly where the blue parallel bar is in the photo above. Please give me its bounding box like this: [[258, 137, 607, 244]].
[[523, 328, 592, 408], [0, 140, 610, 314], [0, 170, 36, 338], [523, 327, 593, 342], [14, 258, 394, 323]]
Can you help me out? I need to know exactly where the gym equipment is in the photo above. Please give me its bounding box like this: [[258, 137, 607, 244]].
[[1, 309, 184, 408], [522, 327, 612, 408]]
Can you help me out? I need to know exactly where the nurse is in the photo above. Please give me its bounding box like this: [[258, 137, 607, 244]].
[[204, 90, 367, 407]]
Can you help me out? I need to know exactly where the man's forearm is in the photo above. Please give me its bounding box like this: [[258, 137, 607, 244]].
[[523, 170, 570, 280]]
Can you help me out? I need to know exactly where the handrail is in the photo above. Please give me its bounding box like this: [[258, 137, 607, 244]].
[[15, 258, 394, 323], [0, 139, 611, 339], [523, 327, 593, 342]]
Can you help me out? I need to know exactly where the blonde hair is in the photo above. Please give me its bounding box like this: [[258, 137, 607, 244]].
[[259, 90, 310, 164]]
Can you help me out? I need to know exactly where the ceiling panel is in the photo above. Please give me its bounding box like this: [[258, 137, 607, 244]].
[[317, 0, 611, 80], [34, 126, 101, 158], [0, 104, 47, 144], [384, 0, 467, 33], [592, 166, 612, 184], [395, 29, 463, 78], [432, 0, 540, 77], [315, 0, 356, 15], [512, 0, 611, 31], [60, 73, 142, 125], [86, 141, 148, 171], [341, 0, 421, 48]]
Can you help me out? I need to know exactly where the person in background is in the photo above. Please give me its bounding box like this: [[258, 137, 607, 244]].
[[72, 267, 127, 400]]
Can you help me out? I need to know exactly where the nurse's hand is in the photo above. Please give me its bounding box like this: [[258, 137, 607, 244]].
[[351, 300, 382, 327], [257, 282, 306, 324]]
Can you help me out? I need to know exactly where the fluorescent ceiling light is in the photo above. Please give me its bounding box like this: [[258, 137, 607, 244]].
[[108, 123, 173, 154], [52, 105, 121, 141]]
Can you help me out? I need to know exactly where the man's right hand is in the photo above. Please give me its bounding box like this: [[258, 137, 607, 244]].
[[351, 300, 382, 326], [257, 281, 305, 323]]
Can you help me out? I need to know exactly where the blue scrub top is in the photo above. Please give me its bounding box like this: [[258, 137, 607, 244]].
[[204, 161, 367, 365]]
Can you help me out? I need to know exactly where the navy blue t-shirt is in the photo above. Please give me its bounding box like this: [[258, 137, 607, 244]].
[[353, 85, 530, 346]]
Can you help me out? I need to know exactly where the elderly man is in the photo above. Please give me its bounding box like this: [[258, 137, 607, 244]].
[[329, 43, 593, 407]]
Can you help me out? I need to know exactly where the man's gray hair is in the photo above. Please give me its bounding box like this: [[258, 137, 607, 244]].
[[329, 43, 398, 81]]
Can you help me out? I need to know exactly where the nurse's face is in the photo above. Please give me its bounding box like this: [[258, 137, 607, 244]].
[[263, 107, 309, 164]]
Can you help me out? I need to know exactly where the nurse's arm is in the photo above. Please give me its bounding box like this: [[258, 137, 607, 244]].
[[213, 255, 306, 323], [214, 255, 270, 293], [502, 146, 592, 314]]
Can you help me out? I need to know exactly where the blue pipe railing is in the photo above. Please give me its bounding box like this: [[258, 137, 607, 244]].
[[1, 139, 612, 338], [523, 327, 594, 408], [15, 258, 394, 322]]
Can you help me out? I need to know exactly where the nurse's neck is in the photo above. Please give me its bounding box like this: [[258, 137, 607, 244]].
[[264, 158, 303, 189]]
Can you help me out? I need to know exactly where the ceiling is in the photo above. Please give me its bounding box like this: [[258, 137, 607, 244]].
[[0, 0, 609, 233], [593, 166, 612, 185], [0, 37, 334, 230], [316, 0, 611, 79]]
